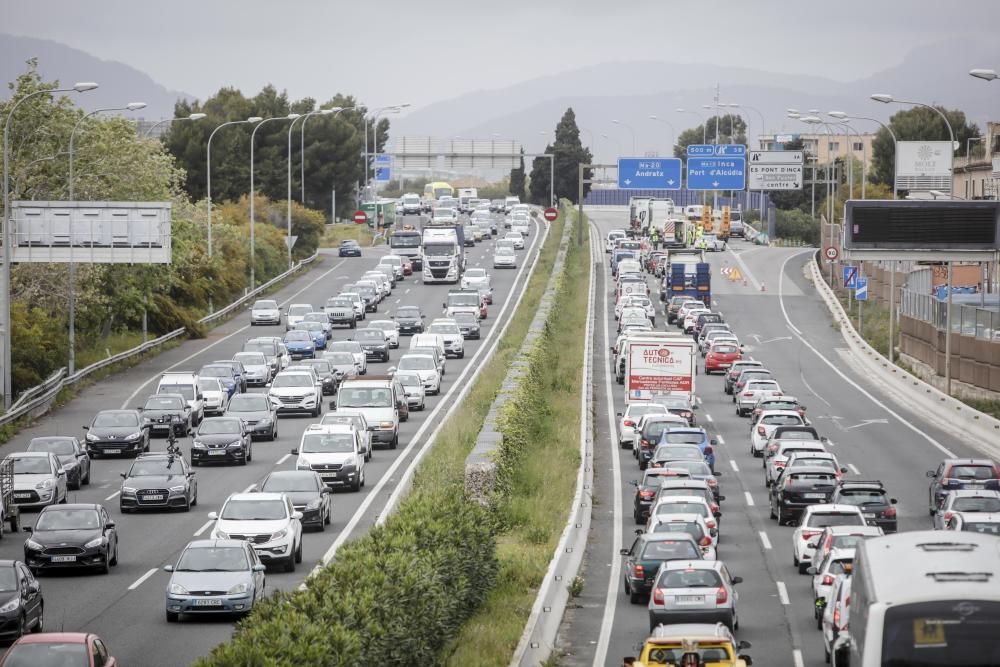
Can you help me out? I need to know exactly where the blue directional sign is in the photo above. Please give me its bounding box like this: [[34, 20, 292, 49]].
[[374, 153, 391, 165], [687, 144, 717, 157], [687, 144, 746, 157], [855, 278, 868, 301], [686, 156, 746, 190], [617, 157, 682, 189], [843, 266, 858, 289], [375, 167, 391, 182]]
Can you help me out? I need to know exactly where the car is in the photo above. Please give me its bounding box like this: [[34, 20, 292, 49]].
[[697, 322, 732, 350], [82, 410, 150, 458], [233, 351, 271, 386], [932, 489, 1000, 530], [807, 548, 855, 626], [768, 466, 840, 526], [338, 291, 366, 321], [23, 504, 118, 574], [693, 312, 726, 338], [605, 230, 627, 253], [926, 458, 1000, 515], [378, 255, 405, 280], [258, 470, 331, 530], [735, 379, 781, 417], [830, 481, 898, 532], [335, 377, 403, 447], [338, 239, 362, 257], [199, 363, 240, 398], [493, 245, 517, 268], [7, 453, 67, 509], [704, 342, 742, 375], [396, 353, 441, 395], [393, 371, 426, 411], [209, 493, 303, 572], [225, 392, 278, 441], [363, 270, 393, 298], [645, 513, 718, 560], [322, 351, 360, 381], [295, 321, 328, 350], [302, 312, 333, 339], [290, 359, 339, 395], [647, 495, 718, 534], [649, 444, 708, 472], [730, 367, 773, 398], [749, 410, 807, 456], [943, 511, 1000, 533], [368, 319, 400, 348], [164, 539, 266, 622], [631, 468, 689, 523], [136, 393, 192, 437], [666, 296, 700, 323], [284, 303, 313, 331], [325, 296, 358, 329], [761, 427, 825, 462], [427, 320, 464, 358], [821, 571, 852, 662], [190, 417, 252, 466], [0, 632, 118, 666], [0, 560, 42, 640], [26, 437, 91, 490], [119, 453, 197, 512], [658, 467, 724, 504], [394, 306, 426, 335], [293, 425, 366, 491], [408, 335, 447, 373], [791, 504, 866, 573], [267, 370, 323, 417], [460, 268, 493, 304], [249, 299, 281, 326], [620, 532, 704, 603], [723, 360, 763, 394], [807, 525, 883, 580], [647, 560, 742, 632], [197, 377, 229, 417], [617, 403, 669, 448], [327, 340, 367, 374], [700, 329, 738, 355], [452, 311, 481, 339], [283, 329, 316, 360], [655, 427, 716, 471], [783, 451, 847, 483], [318, 411, 373, 461], [634, 414, 690, 468], [623, 622, 752, 667], [353, 328, 390, 362], [696, 232, 726, 252], [242, 337, 288, 377], [354, 282, 380, 313], [764, 441, 828, 486]]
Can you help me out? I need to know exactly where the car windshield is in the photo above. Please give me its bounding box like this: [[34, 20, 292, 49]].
[[28, 438, 76, 455], [329, 342, 360, 353], [304, 313, 327, 323], [338, 387, 393, 408], [144, 396, 186, 410], [325, 353, 356, 365], [389, 235, 420, 247], [298, 323, 324, 332], [640, 540, 700, 559], [243, 342, 275, 356], [396, 373, 421, 387], [448, 294, 480, 307], [807, 513, 864, 528], [340, 240, 359, 247], [465, 269, 486, 278], [397, 308, 421, 319], [654, 445, 703, 461], [355, 330, 384, 342], [301, 433, 355, 453], [1, 643, 90, 666], [496, 248, 515, 257], [0, 567, 15, 592], [199, 420, 241, 435], [253, 301, 277, 310], [176, 546, 249, 572], [948, 465, 998, 480], [713, 345, 738, 354], [160, 384, 194, 400], [454, 313, 477, 324], [228, 395, 269, 411], [424, 244, 456, 256], [35, 509, 100, 531], [221, 499, 286, 521], [628, 405, 667, 419], [763, 401, 799, 411], [11, 457, 51, 474], [662, 461, 713, 477], [272, 374, 313, 388], [262, 474, 317, 493], [303, 362, 332, 374], [94, 412, 139, 427], [399, 356, 435, 371], [429, 324, 459, 334], [791, 458, 836, 470], [659, 569, 722, 588], [655, 502, 708, 518], [953, 496, 1000, 512], [129, 459, 184, 476], [288, 305, 312, 316], [328, 298, 353, 308], [650, 522, 705, 541], [321, 415, 362, 428], [663, 432, 705, 445], [285, 331, 311, 342], [234, 352, 266, 366], [201, 367, 229, 378], [370, 321, 396, 331]]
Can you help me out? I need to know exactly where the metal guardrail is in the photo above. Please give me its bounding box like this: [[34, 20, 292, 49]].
[[0, 252, 320, 428], [899, 288, 1000, 342]]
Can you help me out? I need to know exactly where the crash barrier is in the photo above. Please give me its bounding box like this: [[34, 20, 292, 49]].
[[583, 188, 771, 212], [0, 252, 319, 428]]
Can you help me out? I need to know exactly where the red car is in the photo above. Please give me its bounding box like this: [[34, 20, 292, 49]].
[[704, 341, 742, 374], [479, 298, 488, 319], [1, 633, 116, 666], [402, 261, 413, 276]]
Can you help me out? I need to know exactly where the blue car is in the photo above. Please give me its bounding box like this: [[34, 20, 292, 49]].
[[283, 330, 316, 360], [199, 364, 239, 398], [658, 426, 716, 471], [339, 240, 362, 257], [164, 539, 266, 622], [294, 322, 328, 350]]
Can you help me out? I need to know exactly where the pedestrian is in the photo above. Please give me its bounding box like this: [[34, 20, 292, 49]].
[[650, 228, 660, 251]]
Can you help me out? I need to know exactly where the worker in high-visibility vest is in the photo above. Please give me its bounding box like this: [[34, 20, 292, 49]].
[[650, 226, 660, 250]]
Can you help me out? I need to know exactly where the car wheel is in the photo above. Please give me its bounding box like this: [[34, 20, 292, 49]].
[[351, 474, 362, 492], [457, 351, 465, 359], [325, 506, 332, 525], [270, 426, 277, 441], [239, 449, 248, 466], [191, 459, 199, 467], [70, 473, 81, 491], [110, 543, 119, 566], [390, 435, 398, 450], [777, 504, 786, 525], [98, 555, 110, 575], [166, 610, 179, 623], [284, 554, 296, 573], [247, 444, 252, 462], [769, 500, 776, 520], [82, 465, 91, 485], [798, 560, 809, 575], [32, 606, 43, 633], [17, 614, 28, 638]]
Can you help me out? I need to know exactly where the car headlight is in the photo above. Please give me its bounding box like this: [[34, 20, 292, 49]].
[[226, 440, 244, 449], [169, 485, 187, 493], [379, 421, 394, 429], [125, 431, 143, 441], [296, 461, 311, 471], [168, 583, 189, 596], [84, 537, 106, 549], [25, 539, 43, 551], [305, 498, 322, 510], [36, 478, 54, 490], [122, 486, 137, 493], [270, 529, 288, 542], [85, 432, 99, 442], [0, 597, 20, 613], [227, 582, 250, 595], [192, 440, 205, 449], [258, 417, 273, 426], [143, 417, 153, 424]]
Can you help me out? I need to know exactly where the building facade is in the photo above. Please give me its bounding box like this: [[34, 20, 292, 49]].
[[953, 121, 1000, 200], [757, 132, 875, 171]]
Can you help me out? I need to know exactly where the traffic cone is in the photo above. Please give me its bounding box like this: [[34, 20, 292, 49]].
[[760, 282, 766, 292], [742, 279, 747, 287]]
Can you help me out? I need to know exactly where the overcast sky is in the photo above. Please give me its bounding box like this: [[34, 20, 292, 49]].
[[4, 0, 998, 111]]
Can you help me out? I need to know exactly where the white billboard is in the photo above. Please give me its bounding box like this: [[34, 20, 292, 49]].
[[895, 141, 953, 193]]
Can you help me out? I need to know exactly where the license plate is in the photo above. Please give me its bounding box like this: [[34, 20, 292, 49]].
[[965, 483, 983, 489], [51, 555, 76, 563], [208, 450, 225, 456], [13, 492, 31, 499], [144, 495, 164, 501], [677, 595, 704, 604], [718, 363, 731, 368], [105, 449, 121, 455], [863, 512, 876, 518], [193, 599, 222, 606], [805, 493, 827, 499]]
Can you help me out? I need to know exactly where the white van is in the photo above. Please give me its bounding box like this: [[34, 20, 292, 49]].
[[157, 372, 205, 425]]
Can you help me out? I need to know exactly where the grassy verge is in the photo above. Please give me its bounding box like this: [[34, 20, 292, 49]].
[[320, 223, 377, 247]]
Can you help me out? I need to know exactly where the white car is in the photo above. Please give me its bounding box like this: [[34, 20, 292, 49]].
[[792, 504, 866, 573], [682, 308, 710, 333], [809, 547, 855, 622], [493, 246, 517, 268], [503, 231, 525, 250], [294, 424, 366, 491], [631, 413, 689, 459], [807, 525, 882, 576], [646, 495, 719, 538], [209, 493, 303, 572], [339, 292, 365, 321], [427, 320, 464, 359], [750, 410, 807, 455], [198, 377, 229, 416], [645, 513, 717, 560], [735, 379, 782, 417], [267, 369, 323, 417], [821, 573, 852, 659], [511, 217, 530, 237], [285, 303, 313, 331], [233, 351, 271, 386], [368, 320, 400, 348], [616, 296, 655, 323], [605, 230, 627, 253], [943, 511, 1000, 532], [617, 307, 649, 328], [461, 268, 493, 304], [8, 452, 68, 509], [699, 330, 738, 354], [327, 341, 367, 375], [933, 489, 1000, 530], [675, 301, 707, 324], [697, 233, 726, 252], [250, 300, 281, 326], [765, 441, 828, 487], [362, 272, 392, 299], [616, 403, 669, 447], [318, 410, 372, 460], [431, 207, 459, 224], [396, 353, 441, 395], [394, 371, 426, 411], [379, 255, 405, 280]]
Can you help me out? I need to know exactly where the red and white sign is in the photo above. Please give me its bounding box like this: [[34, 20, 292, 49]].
[[543, 207, 559, 222], [824, 246, 839, 261], [626, 339, 695, 402], [353, 210, 367, 225]]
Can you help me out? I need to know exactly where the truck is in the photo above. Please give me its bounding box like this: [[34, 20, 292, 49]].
[[457, 187, 478, 212], [388, 229, 423, 270], [0, 458, 20, 536], [663, 249, 711, 306], [628, 197, 652, 237], [421, 224, 464, 284], [361, 199, 396, 230], [624, 334, 697, 408]]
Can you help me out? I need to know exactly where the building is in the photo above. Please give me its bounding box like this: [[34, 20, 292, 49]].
[[757, 132, 875, 171], [952, 121, 1000, 200]]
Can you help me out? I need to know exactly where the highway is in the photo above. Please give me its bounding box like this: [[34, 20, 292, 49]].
[[557, 207, 991, 667], [0, 214, 543, 666]]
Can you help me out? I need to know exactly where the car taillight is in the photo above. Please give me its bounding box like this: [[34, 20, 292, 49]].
[[822, 575, 834, 586], [639, 490, 655, 499], [706, 519, 716, 530], [754, 410, 762, 419], [944, 511, 953, 522], [884, 506, 897, 518], [715, 587, 728, 604], [652, 588, 664, 605], [681, 411, 691, 418], [634, 564, 645, 578], [833, 604, 842, 626], [775, 461, 786, 469], [700, 536, 712, 547], [743, 392, 753, 397], [757, 426, 766, 436], [802, 531, 820, 541], [768, 445, 778, 454], [641, 439, 649, 448], [707, 477, 717, 487], [785, 476, 793, 487], [623, 419, 635, 427], [710, 503, 719, 514]]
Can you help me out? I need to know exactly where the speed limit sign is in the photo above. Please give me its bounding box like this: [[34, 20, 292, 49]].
[[824, 246, 839, 261]]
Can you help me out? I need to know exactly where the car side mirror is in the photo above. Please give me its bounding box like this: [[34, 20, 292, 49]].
[[291, 448, 299, 455], [710, 439, 718, 445], [926, 470, 936, 478], [82, 426, 89, 431], [731, 576, 743, 585], [57, 468, 66, 476], [714, 471, 723, 477], [619, 548, 630, 556], [291, 511, 303, 521], [120, 472, 127, 479], [890, 498, 898, 504], [252, 564, 266, 572], [22, 527, 32, 534], [840, 467, 848, 473], [105, 521, 116, 529], [207, 512, 218, 520], [184, 405, 191, 411], [420, 314, 426, 318], [806, 566, 818, 575], [718, 495, 726, 501], [807, 539, 819, 548], [616, 412, 623, 417], [188, 472, 196, 478], [163, 565, 174, 572], [135, 406, 144, 411]]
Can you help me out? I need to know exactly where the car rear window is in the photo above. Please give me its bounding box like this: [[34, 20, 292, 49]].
[[650, 521, 705, 542], [952, 496, 1000, 512], [808, 512, 864, 528], [961, 521, 1000, 535], [837, 489, 886, 504], [659, 569, 722, 588], [762, 415, 802, 425], [790, 473, 836, 483], [655, 502, 708, 518], [947, 464, 999, 480], [830, 534, 867, 549], [640, 540, 701, 560], [712, 345, 738, 354]]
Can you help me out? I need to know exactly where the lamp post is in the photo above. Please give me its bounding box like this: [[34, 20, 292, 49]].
[[286, 109, 335, 270], [67, 101, 145, 376], [828, 111, 897, 199], [2, 81, 98, 408], [300, 107, 347, 203], [363, 104, 410, 202], [249, 114, 299, 290], [675, 108, 707, 143], [142, 112, 206, 138], [969, 69, 998, 81], [870, 94, 956, 171], [611, 119, 636, 155], [648, 115, 676, 155]]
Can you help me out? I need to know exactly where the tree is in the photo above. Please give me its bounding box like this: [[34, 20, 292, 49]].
[[870, 106, 980, 188], [673, 115, 747, 158], [509, 149, 527, 200], [528, 108, 593, 205], [768, 137, 812, 212]]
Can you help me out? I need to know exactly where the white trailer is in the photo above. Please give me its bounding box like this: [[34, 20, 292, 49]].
[[624, 335, 696, 407]]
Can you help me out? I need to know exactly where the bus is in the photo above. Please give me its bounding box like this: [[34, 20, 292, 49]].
[[424, 182, 454, 201]]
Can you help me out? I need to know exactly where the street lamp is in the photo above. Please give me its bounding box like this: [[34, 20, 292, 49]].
[[648, 115, 676, 155], [207, 116, 263, 262], [142, 112, 207, 138], [300, 106, 349, 203], [1, 81, 98, 408], [249, 114, 299, 290], [676, 108, 707, 143], [870, 93, 956, 155], [364, 103, 410, 201], [286, 108, 338, 270], [970, 68, 998, 81], [611, 119, 636, 155]]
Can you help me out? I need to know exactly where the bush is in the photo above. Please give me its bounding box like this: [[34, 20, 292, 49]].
[[775, 208, 819, 244]]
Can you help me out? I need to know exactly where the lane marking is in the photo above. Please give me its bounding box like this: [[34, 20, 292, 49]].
[[744, 491, 755, 506], [776, 581, 790, 605], [105, 491, 120, 501], [705, 413, 714, 423], [128, 568, 158, 591], [847, 463, 861, 475], [793, 649, 805, 667], [716, 435, 725, 445], [826, 438, 837, 447], [759, 530, 772, 550], [799, 371, 832, 407], [725, 244, 761, 291], [193, 520, 213, 537], [729, 459, 739, 472], [404, 288, 411, 294], [276, 453, 290, 465]]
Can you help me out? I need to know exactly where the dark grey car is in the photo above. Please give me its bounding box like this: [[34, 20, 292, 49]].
[[137, 393, 192, 437], [191, 417, 252, 466], [225, 393, 278, 441], [258, 471, 331, 530], [120, 454, 197, 512], [26, 436, 91, 490], [83, 410, 151, 458]]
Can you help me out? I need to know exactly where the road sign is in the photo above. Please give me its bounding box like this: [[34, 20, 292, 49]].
[[285, 235, 298, 250], [617, 157, 682, 189], [686, 156, 746, 190], [855, 278, 868, 301], [749, 151, 803, 164], [374, 153, 391, 165], [824, 246, 839, 261], [843, 266, 858, 289], [543, 207, 559, 222], [715, 144, 746, 156], [747, 151, 804, 190], [353, 210, 367, 225], [687, 144, 717, 157], [374, 167, 391, 182]]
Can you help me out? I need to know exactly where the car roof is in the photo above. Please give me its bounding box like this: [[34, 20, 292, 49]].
[[305, 423, 354, 434], [821, 525, 883, 536], [185, 539, 250, 549], [650, 513, 707, 525], [9, 451, 52, 458], [13, 632, 91, 644], [785, 466, 838, 476], [661, 559, 723, 572], [759, 410, 804, 418], [226, 492, 284, 502], [41, 503, 100, 511], [942, 458, 995, 466], [948, 489, 1000, 498], [804, 504, 863, 515], [647, 622, 735, 642]]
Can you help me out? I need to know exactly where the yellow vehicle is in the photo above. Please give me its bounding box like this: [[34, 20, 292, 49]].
[[423, 181, 454, 201], [623, 623, 753, 667]]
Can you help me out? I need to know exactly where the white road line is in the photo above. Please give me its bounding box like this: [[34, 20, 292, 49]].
[[716, 435, 725, 445], [799, 371, 831, 407], [105, 491, 120, 501], [395, 298, 401, 304], [758, 530, 772, 550], [776, 581, 790, 605], [193, 520, 213, 537], [777, 251, 956, 458], [793, 649, 805, 667], [705, 413, 714, 423], [848, 463, 861, 475], [405, 288, 411, 294], [276, 453, 290, 465], [725, 244, 762, 291], [128, 568, 158, 591], [826, 438, 836, 447], [744, 491, 755, 506], [120, 257, 349, 409], [729, 459, 739, 472]]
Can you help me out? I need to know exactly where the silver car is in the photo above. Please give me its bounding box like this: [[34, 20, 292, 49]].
[[647, 559, 742, 632], [164, 539, 266, 621], [250, 300, 281, 326], [8, 452, 68, 509], [394, 371, 426, 411]]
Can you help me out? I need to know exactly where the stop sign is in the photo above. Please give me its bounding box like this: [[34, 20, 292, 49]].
[[353, 210, 367, 225], [543, 207, 559, 222]]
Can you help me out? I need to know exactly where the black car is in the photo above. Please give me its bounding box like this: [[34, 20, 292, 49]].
[[338, 239, 362, 257], [831, 480, 898, 533], [120, 454, 197, 512], [394, 306, 425, 335], [26, 436, 91, 490], [225, 393, 278, 441], [83, 410, 150, 458], [290, 359, 339, 395], [258, 470, 331, 530], [452, 312, 481, 339], [0, 560, 42, 639], [693, 312, 724, 338], [23, 504, 119, 574], [137, 393, 191, 437], [769, 466, 838, 525], [631, 469, 693, 523], [353, 328, 390, 362], [619, 532, 703, 603], [190, 417, 252, 466]]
